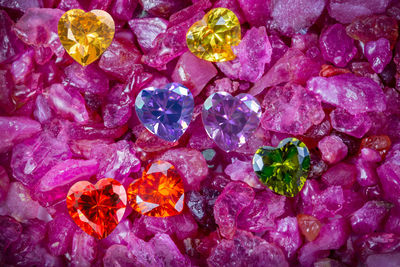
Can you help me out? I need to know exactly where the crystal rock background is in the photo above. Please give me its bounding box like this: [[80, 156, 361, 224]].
[[0, 0, 400, 266]]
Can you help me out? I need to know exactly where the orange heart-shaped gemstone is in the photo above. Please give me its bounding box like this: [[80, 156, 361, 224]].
[[127, 161, 185, 217], [66, 178, 127, 239], [58, 9, 115, 66], [186, 8, 241, 62]]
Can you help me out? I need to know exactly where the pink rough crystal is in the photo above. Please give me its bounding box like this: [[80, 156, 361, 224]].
[[128, 17, 168, 53], [0, 0, 42, 12], [0, 166, 10, 203], [319, 23, 357, 67], [271, 0, 325, 36], [103, 244, 134, 266], [237, 0, 271, 26], [268, 216, 302, 259], [110, 0, 138, 21], [377, 144, 400, 206], [0, 116, 41, 153], [11, 132, 72, 187], [225, 158, 263, 189], [70, 230, 97, 266], [207, 230, 289, 267], [99, 37, 142, 82], [46, 213, 76, 256], [139, 0, 190, 18], [261, 83, 325, 135], [172, 52, 217, 97], [0, 11, 24, 63], [365, 38, 392, 74], [318, 135, 348, 164], [350, 200, 392, 234], [307, 74, 387, 115], [322, 162, 357, 189], [250, 48, 321, 95], [156, 148, 208, 191], [328, 0, 391, 24], [214, 182, 255, 239], [330, 109, 372, 138]]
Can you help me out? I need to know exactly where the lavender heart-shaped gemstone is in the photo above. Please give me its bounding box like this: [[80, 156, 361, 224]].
[[135, 83, 194, 142], [202, 92, 262, 152]]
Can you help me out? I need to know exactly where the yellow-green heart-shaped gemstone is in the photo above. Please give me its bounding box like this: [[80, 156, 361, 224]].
[[58, 9, 115, 66], [186, 8, 241, 62], [253, 138, 311, 197]]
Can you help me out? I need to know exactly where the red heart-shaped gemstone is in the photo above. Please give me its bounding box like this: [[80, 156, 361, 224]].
[[66, 178, 127, 239], [127, 160, 185, 217]]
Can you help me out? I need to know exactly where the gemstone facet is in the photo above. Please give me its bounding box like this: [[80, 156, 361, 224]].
[[202, 92, 262, 152], [186, 8, 241, 62], [135, 83, 194, 142], [66, 178, 127, 239], [127, 161, 185, 217], [58, 9, 115, 66], [253, 138, 311, 197]]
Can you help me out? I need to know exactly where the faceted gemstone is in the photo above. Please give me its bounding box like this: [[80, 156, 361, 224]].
[[360, 135, 391, 158], [127, 161, 185, 217], [253, 138, 311, 197], [66, 178, 127, 239], [202, 92, 262, 152], [58, 9, 115, 66], [297, 214, 321, 242], [135, 83, 194, 142], [186, 7, 241, 62]]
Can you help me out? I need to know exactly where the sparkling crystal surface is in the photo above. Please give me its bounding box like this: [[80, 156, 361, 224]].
[[253, 138, 311, 197], [66, 178, 127, 239], [127, 161, 185, 217], [135, 83, 194, 142], [58, 9, 115, 66], [202, 92, 262, 152], [186, 7, 241, 62]]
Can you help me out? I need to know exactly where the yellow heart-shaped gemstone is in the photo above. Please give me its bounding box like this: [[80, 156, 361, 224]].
[[58, 9, 115, 66], [186, 8, 241, 62]]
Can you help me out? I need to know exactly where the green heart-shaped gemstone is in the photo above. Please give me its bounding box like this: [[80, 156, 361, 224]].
[[252, 138, 310, 197]]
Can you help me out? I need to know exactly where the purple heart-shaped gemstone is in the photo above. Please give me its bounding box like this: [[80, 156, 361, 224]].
[[135, 83, 194, 142], [202, 92, 262, 152]]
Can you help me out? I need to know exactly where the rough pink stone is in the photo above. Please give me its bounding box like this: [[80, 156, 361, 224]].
[[298, 218, 349, 267], [103, 244, 134, 267], [356, 156, 379, 187], [70, 230, 97, 267], [213, 0, 246, 23], [225, 158, 263, 189], [261, 83, 325, 135], [250, 48, 320, 95], [271, 0, 325, 36], [330, 109, 372, 138], [125, 234, 159, 265], [0, 116, 41, 153], [2, 182, 49, 222], [10, 49, 34, 84], [133, 124, 178, 152], [156, 148, 208, 191], [128, 17, 168, 53], [99, 37, 141, 82], [11, 132, 72, 187], [365, 38, 392, 74], [139, 0, 190, 18], [268, 216, 302, 259], [237, 0, 271, 26], [234, 26, 272, 82], [385, 208, 400, 235], [291, 33, 318, 52], [300, 180, 345, 220], [64, 121, 128, 140], [377, 144, 400, 206], [319, 23, 357, 67], [0, 11, 24, 63], [13, 8, 64, 61], [355, 233, 400, 262], [88, 0, 113, 10], [172, 51, 217, 97], [365, 253, 400, 267], [110, 0, 137, 21], [322, 162, 357, 189], [89, 140, 140, 180], [307, 74, 387, 115], [237, 190, 286, 233], [328, 0, 391, 24], [318, 135, 348, 164], [0, 68, 16, 114], [33, 94, 53, 123], [214, 182, 255, 239], [142, 13, 204, 70], [46, 84, 89, 124], [150, 233, 190, 266], [0, 166, 9, 203], [102, 84, 134, 129], [64, 63, 109, 96], [46, 213, 76, 256], [207, 230, 289, 267], [350, 200, 392, 234], [0, 215, 22, 251], [0, 0, 42, 12], [57, 0, 81, 10], [101, 219, 133, 247]]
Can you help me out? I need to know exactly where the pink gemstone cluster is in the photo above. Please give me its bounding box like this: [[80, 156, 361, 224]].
[[0, 0, 400, 266]]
